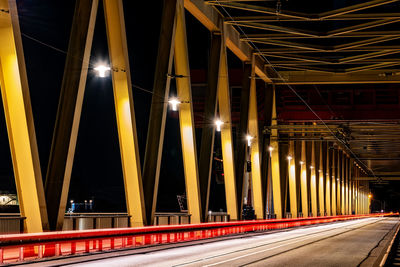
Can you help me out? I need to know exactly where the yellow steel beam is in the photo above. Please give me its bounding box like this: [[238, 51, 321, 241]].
[[341, 153, 346, 215], [270, 86, 282, 219], [248, 57, 264, 219], [217, 27, 238, 221], [331, 148, 337, 215], [288, 140, 297, 218], [103, 0, 146, 226], [336, 150, 341, 214], [0, 0, 44, 233], [300, 139, 308, 217], [174, 0, 202, 224], [318, 143, 325, 216], [325, 144, 331, 216], [310, 141, 317, 216]]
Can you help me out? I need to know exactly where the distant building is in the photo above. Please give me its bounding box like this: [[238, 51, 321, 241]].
[[0, 192, 18, 206]]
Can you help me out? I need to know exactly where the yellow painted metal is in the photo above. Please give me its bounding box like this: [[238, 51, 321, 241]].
[[248, 57, 264, 219], [325, 144, 331, 216], [331, 148, 336, 215], [217, 28, 238, 221], [318, 143, 324, 215], [103, 0, 146, 226], [300, 140, 308, 217], [174, 0, 202, 223], [0, 0, 44, 233], [288, 140, 297, 218], [337, 150, 341, 214], [270, 87, 282, 219], [341, 154, 346, 215], [310, 141, 317, 216]]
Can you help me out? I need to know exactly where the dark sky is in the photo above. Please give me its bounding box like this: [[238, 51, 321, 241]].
[[0, 0, 214, 212]]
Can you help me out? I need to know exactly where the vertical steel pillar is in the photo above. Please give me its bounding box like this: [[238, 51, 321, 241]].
[[235, 64, 251, 220], [0, 0, 46, 232], [217, 27, 238, 220], [142, 0, 176, 225], [300, 139, 308, 217], [44, 0, 98, 231], [325, 143, 331, 216], [198, 32, 221, 221], [341, 153, 346, 215], [331, 148, 337, 216], [270, 86, 283, 219], [174, 0, 202, 223], [318, 142, 325, 216], [310, 141, 317, 217], [336, 150, 341, 214], [288, 139, 297, 218], [247, 58, 264, 219], [104, 0, 146, 226]]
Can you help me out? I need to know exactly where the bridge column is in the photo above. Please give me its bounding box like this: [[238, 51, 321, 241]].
[[235, 64, 251, 220], [336, 150, 342, 214], [174, 0, 202, 224], [104, 0, 147, 226], [270, 86, 283, 219], [331, 148, 337, 216], [288, 139, 297, 218], [44, 0, 98, 230], [0, 0, 46, 232], [341, 152, 346, 215], [318, 142, 325, 216], [247, 58, 264, 220], [216, 26, 238, 221], [142, 0, 176, 225], [325, 143, 331, 216], [310, 141, 318, 217], [300, 139, 309, 217]]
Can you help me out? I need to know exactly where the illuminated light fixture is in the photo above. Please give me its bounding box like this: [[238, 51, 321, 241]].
[[268, 146, 274, 152], [287, 155, 292, 161], [94, 64, 111, 77], [310, 166, 314, 169], [299, 161, 304, 165], [168, 98, 180, 111], [215, 119, 224, 132], [318, 169, 322, 173], [246, 135, 253, 147], [368, 193, 372, 199]]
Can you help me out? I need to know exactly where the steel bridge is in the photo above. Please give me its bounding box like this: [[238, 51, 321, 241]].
[[0, 0, 399, 238]]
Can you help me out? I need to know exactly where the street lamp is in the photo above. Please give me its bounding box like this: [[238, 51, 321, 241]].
[[168, 98, 181, 111], [94, 64, 111, 77], [215, 119, 224, 132], [246, 135, 253, 147]]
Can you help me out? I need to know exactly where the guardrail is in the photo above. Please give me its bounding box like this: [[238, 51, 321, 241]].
[[0, 214, 25, 234], [0, 213, 391, 264], [63, 213, 130, 230]]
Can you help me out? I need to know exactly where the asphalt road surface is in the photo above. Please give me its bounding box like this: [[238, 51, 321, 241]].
[[25, 217, 399, 267]]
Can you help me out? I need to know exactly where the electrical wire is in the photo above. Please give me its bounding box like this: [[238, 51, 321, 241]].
[[214, 0, 377, 178]]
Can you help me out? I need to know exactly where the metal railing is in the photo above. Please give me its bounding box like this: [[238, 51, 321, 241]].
[[63, 213, 130, 230], [153, 212, 191, 225], [0, 213, 388, 264], [0, 214, 25, 234]]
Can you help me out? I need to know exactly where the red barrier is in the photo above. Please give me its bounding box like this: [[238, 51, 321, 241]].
[[0, 213, 393, 264]]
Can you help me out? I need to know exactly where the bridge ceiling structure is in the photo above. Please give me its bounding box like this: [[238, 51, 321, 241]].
[[206, 0, 400, 84], [206, 0, 400, 182]]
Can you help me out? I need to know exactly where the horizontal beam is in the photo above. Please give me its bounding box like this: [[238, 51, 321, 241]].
[[184, 0, 272, 82], [275, 70, 400, 84], [228, 14, 400, 22], [356, 177, 400, 180], [242, 31, 400, 40]]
